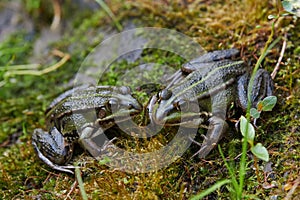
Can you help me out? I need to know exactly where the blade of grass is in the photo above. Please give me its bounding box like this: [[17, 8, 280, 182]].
[[218, 145, 239, 193], [75, 167, 88, 200], [190, 179, 231, 200], [94, 0, 123, 31]]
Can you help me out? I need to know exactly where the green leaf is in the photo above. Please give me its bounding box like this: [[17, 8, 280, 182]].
[[282, 0, 300, 17], [267, 14, 276, 20], [262, 96, 277, 111], [250, 108, 260, 119], [251, 143, 269, 162], [282, 1, 294, 13], [240, 116, 255, 144]]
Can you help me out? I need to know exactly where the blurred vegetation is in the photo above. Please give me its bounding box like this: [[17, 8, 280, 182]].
[[0, 0, 299, 199]]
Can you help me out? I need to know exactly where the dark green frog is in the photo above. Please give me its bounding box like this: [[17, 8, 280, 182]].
[[32, 85, 141, 173], [148, 49, 274, 158]]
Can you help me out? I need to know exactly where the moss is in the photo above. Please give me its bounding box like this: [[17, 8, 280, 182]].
[[0, 0, 300, 199]]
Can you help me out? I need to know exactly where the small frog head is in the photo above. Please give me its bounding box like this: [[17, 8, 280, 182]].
[[150, 89, 207, 127]]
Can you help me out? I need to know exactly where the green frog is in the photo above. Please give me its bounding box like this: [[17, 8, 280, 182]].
[[32, 85, 141, 173], [148, 49, 274, 158]]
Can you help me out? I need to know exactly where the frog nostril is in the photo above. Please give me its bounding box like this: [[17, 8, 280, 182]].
[[128, 103, 134, 109], [128, 102, 142, 111]]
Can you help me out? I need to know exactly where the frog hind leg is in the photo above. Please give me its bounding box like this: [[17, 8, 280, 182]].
[[192, 87, 233, 158], [250, 69, 274, 106], [32, 127, 75, 174], [237, 69, 274, 110]]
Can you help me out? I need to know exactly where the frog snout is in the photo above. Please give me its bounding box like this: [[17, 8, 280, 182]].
[[154, 103, 174, 123], [128, 100, 142, 111]]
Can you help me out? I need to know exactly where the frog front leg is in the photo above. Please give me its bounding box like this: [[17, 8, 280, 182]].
[[193, 87, 233, 158], [78, 125, 116, 158], [193, 116, 228, 158], [32, 127, 75, 174]]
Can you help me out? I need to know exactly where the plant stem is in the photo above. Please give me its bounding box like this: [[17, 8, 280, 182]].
[[253, 156, 261, 184], [238, 17, 279, 197]]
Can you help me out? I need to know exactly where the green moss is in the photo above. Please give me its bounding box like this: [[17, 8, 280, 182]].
[[1, 0, 300, 199]]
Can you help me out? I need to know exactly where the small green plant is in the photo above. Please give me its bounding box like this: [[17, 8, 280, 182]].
[[241, 96, 277, 161], [191, 96, 277, 200], [239, 96, 277, 186], [191, 3, 284, 198]]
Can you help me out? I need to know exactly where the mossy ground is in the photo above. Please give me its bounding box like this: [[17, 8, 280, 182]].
[[0, 0, 299, 199]]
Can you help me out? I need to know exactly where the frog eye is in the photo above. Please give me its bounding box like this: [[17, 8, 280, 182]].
[[160, 89, 172, 100], [109, 98, 126, 111], [118, 86, 131, 95]]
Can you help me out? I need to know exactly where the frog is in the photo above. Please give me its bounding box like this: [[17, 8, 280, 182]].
[[148, 49, 274, 158], [32, 85, 142, 173]]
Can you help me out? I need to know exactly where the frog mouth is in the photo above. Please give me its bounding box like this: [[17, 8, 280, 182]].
[[153, 109, 211, 128], [95, 108, 140, 125]]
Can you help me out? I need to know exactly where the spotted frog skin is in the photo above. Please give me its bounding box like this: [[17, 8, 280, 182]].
[[148, 49, 274, 158], [32, 85, 141, 173]]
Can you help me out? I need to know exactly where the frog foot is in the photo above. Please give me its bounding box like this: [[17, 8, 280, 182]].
[[191, 116, 228, 158], [32, 128, 75, 174], [32, 139, 76, 174]]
